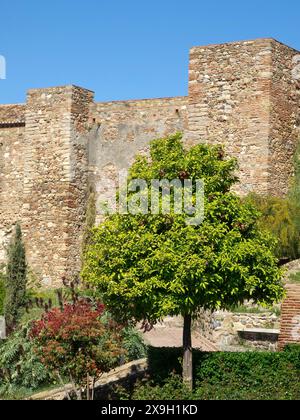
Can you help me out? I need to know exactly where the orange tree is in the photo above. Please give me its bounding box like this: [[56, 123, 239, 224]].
[[82, 134, 284, 389], [31, 299, 123, 399]]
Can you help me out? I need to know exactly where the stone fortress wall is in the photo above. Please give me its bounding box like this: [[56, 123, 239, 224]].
[[1, 39, 300, 347]]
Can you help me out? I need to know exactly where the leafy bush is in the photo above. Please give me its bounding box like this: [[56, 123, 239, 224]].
[[229, 304, 270, 314], [245, 144, 300, 262], [30, 299, 124, 399], [139, 346, 300, 400], [0, 286, 147, 400], [0, 323, 51, 396], [122, 327, 148, 362], [228, 303, 280, 316], [245, 194, 300, 261]]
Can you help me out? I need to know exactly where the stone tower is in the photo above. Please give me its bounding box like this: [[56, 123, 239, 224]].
[[186, 38, 300, 195], [0, 86, 94, 287]]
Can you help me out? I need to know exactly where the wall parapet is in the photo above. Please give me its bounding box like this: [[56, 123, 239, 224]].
[[94, 96, 188, 110], [0, 122, 25, 128], [0, 104, 26, 124]]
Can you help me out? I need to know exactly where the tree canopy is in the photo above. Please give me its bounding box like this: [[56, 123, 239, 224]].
[[82, 133, 285, 387], [82, 134, 284, 322]]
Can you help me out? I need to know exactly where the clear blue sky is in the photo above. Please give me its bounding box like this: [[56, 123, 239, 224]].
[[0, 0, 299, 104]]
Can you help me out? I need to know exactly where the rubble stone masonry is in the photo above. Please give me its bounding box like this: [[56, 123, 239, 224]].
[[0, 39, 300, 348], [187, 38, 300, 195]]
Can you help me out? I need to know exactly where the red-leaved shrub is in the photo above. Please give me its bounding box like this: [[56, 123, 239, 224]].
[[31, 299, 124, 394]]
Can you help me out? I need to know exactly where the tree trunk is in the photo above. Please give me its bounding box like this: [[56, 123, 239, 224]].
[[183, 314, 193, 390]]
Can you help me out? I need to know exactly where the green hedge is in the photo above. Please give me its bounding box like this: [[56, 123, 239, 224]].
[[142, 346, 300, 400]]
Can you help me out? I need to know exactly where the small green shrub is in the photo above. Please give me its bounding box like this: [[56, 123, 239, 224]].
[[245, 194, 300, 261], [229, 304, 280, 316], [245, 145, 300, 262], [229, 304, 269, 314]]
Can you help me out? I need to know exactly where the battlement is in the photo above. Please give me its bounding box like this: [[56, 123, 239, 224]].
[[0, 104, 26, 126]]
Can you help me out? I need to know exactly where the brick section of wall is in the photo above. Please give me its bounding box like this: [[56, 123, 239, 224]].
[[21, 86, 94, 287], [89, 97, 188, 219], [278, 284, 300, 349], [186, 38, 300, 196]]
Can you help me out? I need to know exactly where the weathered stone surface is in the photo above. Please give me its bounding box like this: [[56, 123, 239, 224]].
[[0, 39, 299, 309], [89, 97, 188, 221], [186, 38, 300, 196], [195, 310, 281, 351]]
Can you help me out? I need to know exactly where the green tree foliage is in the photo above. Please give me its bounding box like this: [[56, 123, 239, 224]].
[[82, 133, 284, 388], [4, 224, 27, 332], [246, 142, 300, 261], [244, 194, 298, 260]]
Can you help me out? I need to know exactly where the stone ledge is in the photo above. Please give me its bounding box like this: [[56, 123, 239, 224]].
[[238, 328, 280, 342], [27, 358, 148, 401]]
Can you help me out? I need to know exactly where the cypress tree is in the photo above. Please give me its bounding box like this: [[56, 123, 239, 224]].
[[4, 223, 27, 332]]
